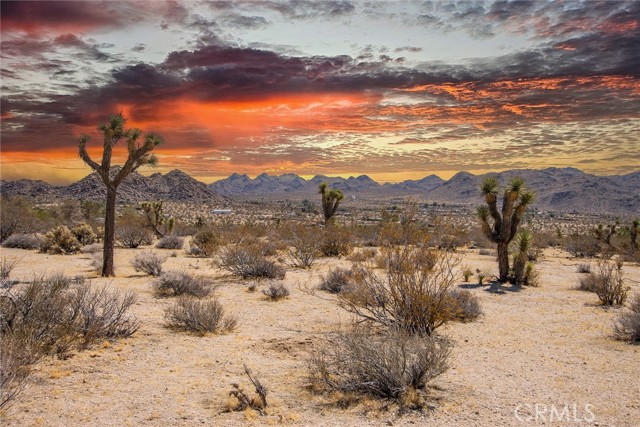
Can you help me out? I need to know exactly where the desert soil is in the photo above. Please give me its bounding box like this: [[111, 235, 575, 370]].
[[1, 246, 638, 427]]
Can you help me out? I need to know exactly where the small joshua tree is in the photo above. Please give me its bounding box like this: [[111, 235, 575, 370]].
[[141, 201, 173, 238], [78, 113, 163, 277], [631, 219, 639, 250], [477, 177, 534, 283], [319, 182, 344, 224]]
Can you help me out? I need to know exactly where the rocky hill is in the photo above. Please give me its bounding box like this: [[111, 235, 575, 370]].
[[207, 168, 639, 215], [2, 167, 638, 214], [1, 169, 230, 205]]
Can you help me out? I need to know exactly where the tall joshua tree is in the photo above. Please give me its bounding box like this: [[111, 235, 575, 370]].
[[477, 177, 534, 283], [78, 113, 163, 277], [319, 182, 344, 224], [631, 219, 639, 250]]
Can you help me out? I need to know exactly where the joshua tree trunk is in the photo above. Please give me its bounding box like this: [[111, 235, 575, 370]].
[[497, 242, 510, 282], [102, 186, 117, 276]]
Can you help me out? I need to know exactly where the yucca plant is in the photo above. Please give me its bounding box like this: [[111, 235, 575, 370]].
[[319, 182, 344, 224]]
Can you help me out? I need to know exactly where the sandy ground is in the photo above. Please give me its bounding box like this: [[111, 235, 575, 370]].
[[1, 245, 638, 427]]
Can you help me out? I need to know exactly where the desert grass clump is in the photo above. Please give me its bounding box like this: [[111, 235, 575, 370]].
[[164, 296, 237, 335], [131, 251, 167, 276], [261, 282, 289, 301], [153, 270, 213, 297], [156, 235, 184, 250], [613, 294, 640, 343], [448, 289, 482, 322], [337, 247, 460, 336], [191, 228, 220, 257], [309, 326, 450, 401], [1, 234, 41, 250], [462, 266, 474, 282], [71, 223, 97, 245], [40, 226, 81, 254], [219, 244, 286, 280]]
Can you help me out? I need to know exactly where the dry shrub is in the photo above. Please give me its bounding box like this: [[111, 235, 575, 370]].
[[191, 228, 220, 257], [131, 251, 167, 277], [565, 234, 600, 258], [0, 274, 138, 409], [153, 270, 213, 297], [282, 223, 320, 269], [320, 225, 352, 257], [81, 243, 103, 254], [613, 294, 640, 343], [261, 282, 289, 301], [347, 248, 377, 262], [585, 260, 629, 305], [2, 234, 41, 250], [448, 289, 482, 322], [156, 235, 184, 250], [576, 263, 592, 274], [40, 226, 81, 254], [1, 256, 21, 283], [319, 266, 364, 294], [309, 326, 450, 401], [338, 247, 460, 336], [219, 243, 285, 280], [164, 296, 237, 335], [71, 223, 97, 245], [227, 365, 268, 415], [116, 224, 153, 248]]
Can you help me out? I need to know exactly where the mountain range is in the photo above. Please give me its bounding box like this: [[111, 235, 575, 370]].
[[1, 167, 638, 215]]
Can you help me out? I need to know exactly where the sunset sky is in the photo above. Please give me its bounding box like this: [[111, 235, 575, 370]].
[[1, 0, 639, 184]]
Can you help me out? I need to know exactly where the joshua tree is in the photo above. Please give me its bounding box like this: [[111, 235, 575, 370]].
[[141, 201, 173, 238], [477, 177, 534, 283], [78, 113, 163, 277], [629, 220, 638, 250], [319, 182, 344, 224]]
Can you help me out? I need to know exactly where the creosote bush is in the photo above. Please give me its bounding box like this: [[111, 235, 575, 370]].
[[156, 235, 184, 250], [309, 327, 450, 401], [580, 260, 629, 305], [154, 270, 213, 297], [282, 224, 320, 269], [164, 296, 237, 335], [40, 226, 81, 254], [337, 247, 461, 336], [219, 243, 285, 280], [320, 225, 352, 257], [131, 251, 167, 276], [261, 282, 289, 301], [191, 228, 220, 257], [613, 294, 640, 343], [2, 234, 41, 250]]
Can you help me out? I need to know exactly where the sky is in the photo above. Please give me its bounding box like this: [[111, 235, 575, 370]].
[[1, 0, 639, 185]]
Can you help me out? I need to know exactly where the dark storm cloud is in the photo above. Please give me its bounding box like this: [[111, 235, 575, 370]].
[[0, 1, 139, 32]]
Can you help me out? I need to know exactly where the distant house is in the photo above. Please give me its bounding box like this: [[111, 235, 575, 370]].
[[211, 209, 233, 215]]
